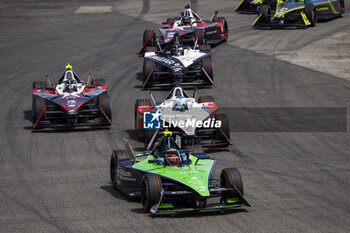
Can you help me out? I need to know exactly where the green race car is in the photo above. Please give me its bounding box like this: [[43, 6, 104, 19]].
[[252, 0, 345, 27], [110, 131, 250, 215]]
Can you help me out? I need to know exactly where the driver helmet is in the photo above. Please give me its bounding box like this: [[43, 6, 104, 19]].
[[65, 79, 77, 92], [183, 16, 191, 25], [171, 47, 184, 56], [165, 153, 180, 165]]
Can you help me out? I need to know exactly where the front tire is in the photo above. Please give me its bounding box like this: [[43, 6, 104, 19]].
[[98, 94, 112, 123], [32, 96, 46, 128], [143, 30, 156, 47], [214, 113, 230, 145], [201, 56, 214, 85], [141, 173, 162, 212], [143, 59, 154, 86], [261, 5, 271, 24], [221, 168, 244, 200], [305, 4, 317, 26]]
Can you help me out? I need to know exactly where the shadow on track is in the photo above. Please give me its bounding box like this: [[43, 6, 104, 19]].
[[130, 207, 248, 218], [23, 110, 110, 133], [100, 185, 140, 203]]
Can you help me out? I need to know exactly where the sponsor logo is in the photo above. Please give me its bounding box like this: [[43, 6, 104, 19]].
[[65, 99, 77, 114], [143, 110, 222, 129], [163, 118, 221, 128], [316, 7, 329, 11], [144, 109, 162, 129], [151, 56, 178, 66], [117, 167, 136, 182]]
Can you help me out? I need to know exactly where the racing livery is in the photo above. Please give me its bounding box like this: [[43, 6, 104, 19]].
[[135, 86, 231, 148], [234, 0, 278, 14], [110, 133, 250, 215], [252, 0, 345, 27], [142, 33, 213, 87], [138, 4, 228, 54], [32, 64, 112, 129]]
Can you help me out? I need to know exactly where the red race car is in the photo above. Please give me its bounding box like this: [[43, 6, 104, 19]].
[[139, 4, 228, 54], [32, 64, 112, 129]]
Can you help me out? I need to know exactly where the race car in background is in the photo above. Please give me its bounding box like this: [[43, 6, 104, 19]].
[[138, 4, 228, 54], [252, 0, 345, 27], [32, 64, 112, 129], [135, 85, 231, 149], [142, 32, 213, 87], [109, 133, 250, 215], [234, 0, 278, 14]]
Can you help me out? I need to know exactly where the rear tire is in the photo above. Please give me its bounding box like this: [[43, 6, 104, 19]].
[[144, 46, 158, 53], [143, 30, 156, 47], [197, 96, 215, 103], [195, 29, 205, 45], [143, 59, 154, 86], [141, 173, 162, 212], [98, 94, 112, 123], [201, 56, 214, 84], [110, 150, 132, 189], [305, 4, 317, 26], [199, 44, 211, 50], [216, 17, 228, 41], [186, 144, 204, 154], [91, 79, 106, 86], [135, 99, 153, 137], [221, 168, 244, 199], [33, 81, 47, 89]]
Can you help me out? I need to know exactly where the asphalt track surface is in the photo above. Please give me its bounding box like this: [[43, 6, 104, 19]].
[[1, 0, 350, 232]]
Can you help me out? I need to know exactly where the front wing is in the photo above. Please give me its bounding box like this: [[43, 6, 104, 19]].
[[150, 186, 250, 215], [252, 11, 311, 27]]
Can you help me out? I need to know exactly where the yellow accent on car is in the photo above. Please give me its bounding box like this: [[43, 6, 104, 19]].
[[316, 7, 329, 11], [65, 63, 72, 70], [164, 128, 172, 136], [275, 6, 304, 18], [300, 12, 310, 25], [251, 14, 263, 27], [314, 2, 340, 14], [233, 0, 245, 12]]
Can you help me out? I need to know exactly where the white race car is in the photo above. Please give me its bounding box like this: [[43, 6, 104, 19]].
[[142, 33, 213, 87], [135, 85, 231, 148]]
